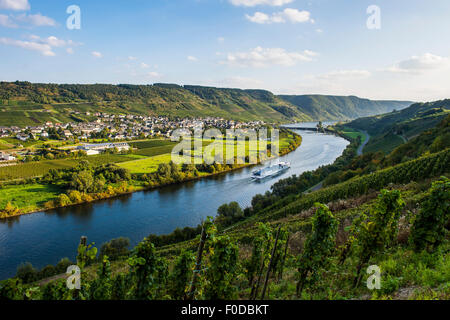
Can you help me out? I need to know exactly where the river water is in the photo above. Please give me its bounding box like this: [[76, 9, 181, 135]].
[[0, 128, 348, 279]]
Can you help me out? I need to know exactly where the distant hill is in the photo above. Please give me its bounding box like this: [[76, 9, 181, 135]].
[[346, 99, 450, 154], [0, 81, 412, 126], [278, 94, 413, 121]]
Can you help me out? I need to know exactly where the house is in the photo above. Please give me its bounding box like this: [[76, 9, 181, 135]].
[[0, 152, 15, 161], [63, 130, 73, 138], [16, 134, 29, 142]]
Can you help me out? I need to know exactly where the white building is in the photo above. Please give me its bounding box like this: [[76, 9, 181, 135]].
[[77, 142, 130, 155], [0, 152, 15, 161]]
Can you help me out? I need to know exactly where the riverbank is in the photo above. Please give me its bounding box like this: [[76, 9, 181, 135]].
[[0, 131, 302, 219], [0, 130, 349, 280]]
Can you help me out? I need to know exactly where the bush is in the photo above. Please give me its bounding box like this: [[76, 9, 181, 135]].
[[99, 237, 130, 261], [38, 265, 57, 279], [56, 194, 71, 207], [55, 258, 74, 274], [16, 263, 38, 284], [410, 176, 450, 252]]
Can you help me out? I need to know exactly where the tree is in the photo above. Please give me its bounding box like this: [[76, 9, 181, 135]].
[[410, 177, 450, 252], [99, 237, 130, 261], [216, 202, 243, 227], [56, 194, 71, 207], [16, 263, 38, 284], [71, 171, 94, 193]]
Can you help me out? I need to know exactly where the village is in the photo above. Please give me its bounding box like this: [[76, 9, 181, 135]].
[[0, 113, 267, 162]]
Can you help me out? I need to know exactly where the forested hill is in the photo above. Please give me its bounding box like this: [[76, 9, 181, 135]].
[[346, 99, 450, 154], [0, 81, 411, 126], [279, 94, 413, 121]]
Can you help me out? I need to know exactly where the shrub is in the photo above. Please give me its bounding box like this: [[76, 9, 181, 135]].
[[410, 176, 450, 252], [99, 237, 130, 261], [16, 263, 38, 284], [56, 194, 71, 207]]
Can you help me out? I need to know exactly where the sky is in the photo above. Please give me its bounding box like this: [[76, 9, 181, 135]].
[[0, 0, 450, 101]]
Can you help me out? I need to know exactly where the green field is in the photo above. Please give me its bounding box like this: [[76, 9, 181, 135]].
[[338, 126, 367, 143], [0, 183, 62, 213], [0, 154, 136, 181], [363, 134, 404, 154], [118, 154, 173, 174], [135, 145, 177, 157], [130, 139, 176, 149], [0, 139, 14, 150]]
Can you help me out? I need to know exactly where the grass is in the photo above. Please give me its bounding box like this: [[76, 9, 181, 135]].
[[0, 183, 62, 213], [135, 145, 176, 157], [130, 139, 175, 149], [118, 154, 173, 174], [339, 126, 367, 143], [0, 139, 14, 150], [363, 134, 404, 154]]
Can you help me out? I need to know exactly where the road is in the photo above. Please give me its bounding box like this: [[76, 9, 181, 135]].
[[357, 130, 370, 156]]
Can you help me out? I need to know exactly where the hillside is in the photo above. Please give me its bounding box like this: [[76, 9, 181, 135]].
[[0, 82, 412, 126], [3, 116, 449, 301], [0, 82, 308, 126], [278, 95, 413, 121], [345, 99, 450, 154]]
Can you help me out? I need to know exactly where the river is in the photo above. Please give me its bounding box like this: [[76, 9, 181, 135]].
[[0, 128, 348, 280]]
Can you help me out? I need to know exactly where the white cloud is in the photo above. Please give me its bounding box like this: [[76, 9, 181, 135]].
[[92, 51, 103, 58], [148, 71, 161, 77], [316, 69, 371, 80], [15, 13, 56, 27], [230, 0, 293, 7], [128, 56, 137, 60], [187, 55, 198, 62], [0, 14, 17, 28], [66, 48, 74, 54], [0, 13, 56, 28], [385, 53, 450, 74], [245, 12, 270, 24], [246, 9, 313, 24], [140, 62, 149, 68], [0, 0, 30, 11], [0, 37, 54, 56], [218, 37, 225, 43], [44, 36, 66, 47], [28, 35, 81, 47], [223, 46, 317, 67]]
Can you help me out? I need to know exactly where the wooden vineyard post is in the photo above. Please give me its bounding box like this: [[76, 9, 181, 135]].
[[261, 226, 281, 300], [250, 253, 266, 300], [278, 233, 290, 281], [186, 223, 207, 300]]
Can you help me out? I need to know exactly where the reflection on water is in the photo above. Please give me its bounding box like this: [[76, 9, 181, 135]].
[[0, 130, 348, 279]]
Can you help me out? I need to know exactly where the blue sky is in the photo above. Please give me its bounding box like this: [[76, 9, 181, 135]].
[[1, 0, 450, 101]]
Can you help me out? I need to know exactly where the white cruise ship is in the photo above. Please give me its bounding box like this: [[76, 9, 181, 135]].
[[251, 161, 291, 180]]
